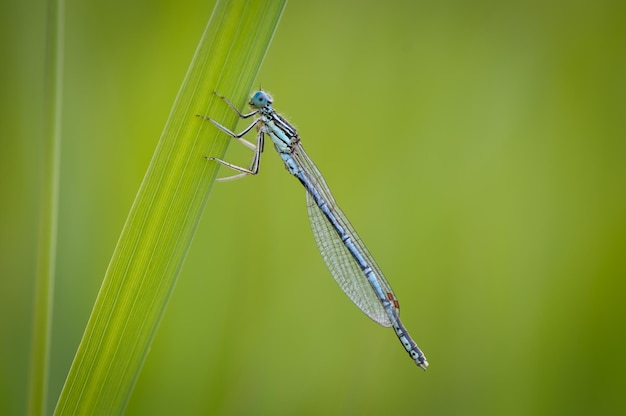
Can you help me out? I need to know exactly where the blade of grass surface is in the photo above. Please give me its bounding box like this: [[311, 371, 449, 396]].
[[28, 0, 64, 414], [53, 0, 287, 414]]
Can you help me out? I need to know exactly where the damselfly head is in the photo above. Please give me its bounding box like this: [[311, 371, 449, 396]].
[[250, 91, 273, 109]]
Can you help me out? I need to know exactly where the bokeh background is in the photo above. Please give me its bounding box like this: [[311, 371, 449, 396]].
[[2, 0, 625, 414]]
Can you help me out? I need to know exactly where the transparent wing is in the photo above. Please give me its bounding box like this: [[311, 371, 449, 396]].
[[293, 144, 400, 327]]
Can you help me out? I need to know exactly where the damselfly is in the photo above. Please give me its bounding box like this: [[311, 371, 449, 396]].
[[199, 91, 428, 370]]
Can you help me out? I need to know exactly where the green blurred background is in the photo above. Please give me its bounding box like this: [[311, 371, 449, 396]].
[[2, 0, 625, 414]]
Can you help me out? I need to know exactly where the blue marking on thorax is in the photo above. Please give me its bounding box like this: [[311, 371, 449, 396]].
[[265, 118, 291, 154]]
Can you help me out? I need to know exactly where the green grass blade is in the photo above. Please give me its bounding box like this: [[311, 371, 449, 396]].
[[53, 0, 287, 414], [27, 0, 64, 415]]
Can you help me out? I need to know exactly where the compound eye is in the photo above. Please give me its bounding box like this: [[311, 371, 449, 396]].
[[250, 91, 273, 108], [252, 91, 264, 106]]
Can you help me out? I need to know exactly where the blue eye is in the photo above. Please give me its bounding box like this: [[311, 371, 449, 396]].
[[250, 91, 273, 108]]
